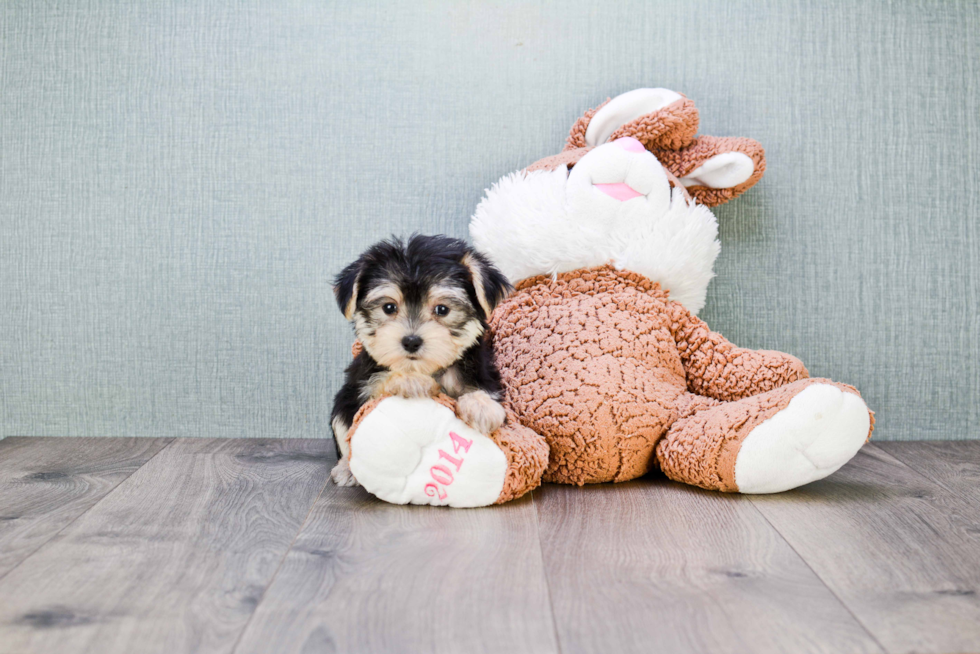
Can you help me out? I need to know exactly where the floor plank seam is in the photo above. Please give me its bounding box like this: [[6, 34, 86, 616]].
[[531, 490, 565, 654], [743, 497, 890, 654], [0, 436, 177, 585], [228, 452, 336, 654], [873, 443, 977, 504]]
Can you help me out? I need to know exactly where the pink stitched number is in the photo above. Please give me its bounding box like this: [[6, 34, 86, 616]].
[[438, 449, 464, 472], [430, 464, 454, 486], [449, 431, 472, 454], [425, 431, 474, 502], [424, 483, 447, 500]]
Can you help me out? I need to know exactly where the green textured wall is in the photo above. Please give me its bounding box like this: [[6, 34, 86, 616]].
[[1, 1, 977, 439]]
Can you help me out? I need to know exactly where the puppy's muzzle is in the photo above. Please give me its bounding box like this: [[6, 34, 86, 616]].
[[401, 334, 423, 354]]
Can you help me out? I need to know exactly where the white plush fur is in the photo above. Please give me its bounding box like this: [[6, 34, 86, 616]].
[[470, 141, 720, 314]]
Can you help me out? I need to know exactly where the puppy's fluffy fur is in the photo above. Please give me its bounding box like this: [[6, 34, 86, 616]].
[[330, 235, 513, 486]]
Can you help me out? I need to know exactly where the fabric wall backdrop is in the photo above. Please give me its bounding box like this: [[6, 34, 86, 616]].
[[1, 1, 977, 440]]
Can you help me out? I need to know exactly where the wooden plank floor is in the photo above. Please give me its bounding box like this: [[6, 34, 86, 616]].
[[0, 438, 978, 654]]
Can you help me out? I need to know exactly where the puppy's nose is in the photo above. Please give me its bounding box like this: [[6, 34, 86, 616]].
[[401, 335, 423, 353]]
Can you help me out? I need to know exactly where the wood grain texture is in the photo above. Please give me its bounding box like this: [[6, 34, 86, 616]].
[[749, 443, 980, 654], [0, 437, 172, 579], [3, 438, 979, 654], [877, 440, 980, 504], [234, 478, 559, 654], [533, 480, 882, 654], [0, 438, 332, 654]]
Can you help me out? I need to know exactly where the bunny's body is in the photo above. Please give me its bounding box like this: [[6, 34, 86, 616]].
[[491, 265, 869, 491]]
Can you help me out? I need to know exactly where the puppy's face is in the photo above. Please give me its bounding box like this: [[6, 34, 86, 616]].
[[335, 235, 512, 376], [355, 279, 483, 375]]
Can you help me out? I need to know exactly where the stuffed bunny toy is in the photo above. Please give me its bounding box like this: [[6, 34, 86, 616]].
[[339, 88, 873, 507]]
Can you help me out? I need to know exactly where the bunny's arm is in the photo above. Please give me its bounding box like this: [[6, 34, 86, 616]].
[[668, 301, 809, 402]]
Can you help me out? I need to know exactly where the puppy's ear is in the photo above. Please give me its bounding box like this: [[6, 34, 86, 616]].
[[463, 252, 513, 319], [334, 259, 363, 321]]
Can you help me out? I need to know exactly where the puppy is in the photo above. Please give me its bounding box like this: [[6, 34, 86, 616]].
[[329, 234, 513, 486]]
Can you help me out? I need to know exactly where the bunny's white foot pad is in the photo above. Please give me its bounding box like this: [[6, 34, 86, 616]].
[[348, 396, 508, 507], [734, 384, 871, 494]]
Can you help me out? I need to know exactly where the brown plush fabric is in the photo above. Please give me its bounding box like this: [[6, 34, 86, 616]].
[[668, 300, 809, 401], [492, 266, 684, 484], [658, 379, 867, 492], [486, 408, 550, 503], [344, 392, 548, 504], [607, 97, 699, 151], [489, 265, 870, 487], [492, 267, 684, 484]]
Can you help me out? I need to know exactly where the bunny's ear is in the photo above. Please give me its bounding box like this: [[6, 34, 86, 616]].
[[565, 88, 698, 152], [653, 135, 766, 207]]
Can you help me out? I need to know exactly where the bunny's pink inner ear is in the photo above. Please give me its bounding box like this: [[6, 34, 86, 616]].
[[584, 88, 684, 147], [679, 152, 756, 189]]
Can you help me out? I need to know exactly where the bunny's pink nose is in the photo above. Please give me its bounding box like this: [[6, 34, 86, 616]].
[[615, 137, 645, 153]]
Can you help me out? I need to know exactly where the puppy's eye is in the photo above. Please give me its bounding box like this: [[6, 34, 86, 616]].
[[382, 302, 398, 315], [434, 304, 450, 317]]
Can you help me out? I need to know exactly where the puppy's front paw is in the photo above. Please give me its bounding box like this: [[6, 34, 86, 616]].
[[457, 390, 506, 435], [381, 372, 439, 399], [330, 456, 360, 487]]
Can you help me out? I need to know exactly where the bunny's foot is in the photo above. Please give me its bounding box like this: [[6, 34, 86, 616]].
[[345, 395, 548, 507], [658, 379, 873, 493]]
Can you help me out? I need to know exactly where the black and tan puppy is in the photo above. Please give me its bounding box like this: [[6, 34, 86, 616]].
[[330, 234, 513, 486]]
